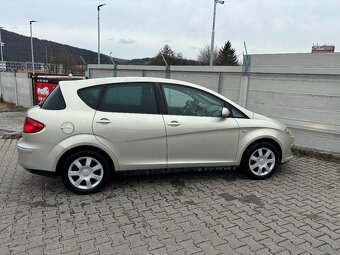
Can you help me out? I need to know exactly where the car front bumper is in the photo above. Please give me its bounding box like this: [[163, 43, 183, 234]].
[[281, 135, 294, 164]]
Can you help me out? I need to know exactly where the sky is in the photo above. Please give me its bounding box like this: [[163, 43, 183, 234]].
[[1, 0, 340, 60]]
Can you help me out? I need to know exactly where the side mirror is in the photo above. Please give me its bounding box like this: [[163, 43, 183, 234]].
[[221, 107, 230, 118]]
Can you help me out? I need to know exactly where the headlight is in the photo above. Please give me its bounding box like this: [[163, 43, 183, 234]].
[[283, 127, 292, 136]]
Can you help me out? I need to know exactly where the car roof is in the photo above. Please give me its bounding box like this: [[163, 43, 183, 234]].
[[59, 77, 198, 89]]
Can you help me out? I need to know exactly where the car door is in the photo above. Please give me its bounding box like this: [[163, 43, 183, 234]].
[[93, 82, 167, 170], [160, 83, 239, 168]]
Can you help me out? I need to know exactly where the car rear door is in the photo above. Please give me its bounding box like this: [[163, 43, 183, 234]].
[[160, 83, 239, 168], [93, 82, 167, 171]]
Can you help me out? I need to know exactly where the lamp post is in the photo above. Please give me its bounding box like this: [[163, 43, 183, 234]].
[[237, 52, 244, 65], [30, 20, 37, 75], [0, 27, 4, 72], [97, 3, 106, 64], [209, 0, 225, 66], [109, 52, 117, 77]]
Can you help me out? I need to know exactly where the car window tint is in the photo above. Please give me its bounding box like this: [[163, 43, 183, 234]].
[[99, 83, 157, 114], [41, 86, 66, 110], [78, 86, 102, 109], [161, 84, 224, 117], [232, 107, 248, 118]]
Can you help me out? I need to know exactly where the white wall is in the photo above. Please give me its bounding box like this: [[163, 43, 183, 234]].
[[247, 54, 340, 153], [0, 72, 33, 108], [1, 54, 337, 152], [89, 54, 340, 154]]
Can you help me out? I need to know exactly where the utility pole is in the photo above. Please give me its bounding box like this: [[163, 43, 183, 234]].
[[210, 0, 225, 66], [97, 3, 106, 64], [30, 20, 37, 75]]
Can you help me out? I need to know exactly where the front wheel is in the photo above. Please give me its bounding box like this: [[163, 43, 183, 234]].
[[61, 150, 109, 194], [241, 142, 280, 179]]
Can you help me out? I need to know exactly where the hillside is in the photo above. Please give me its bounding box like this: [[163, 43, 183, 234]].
[[0, 29, 127, 65]]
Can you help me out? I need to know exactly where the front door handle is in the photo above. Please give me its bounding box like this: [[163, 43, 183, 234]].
[[167, 121, 181, 127], [96, 118, 111, 124]]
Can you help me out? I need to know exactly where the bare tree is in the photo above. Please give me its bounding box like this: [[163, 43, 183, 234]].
[[148, 44, 195, 65], [160, 44, 176, 58], [197, 44, 218, 65]]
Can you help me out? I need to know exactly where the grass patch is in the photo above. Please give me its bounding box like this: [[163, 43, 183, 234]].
[[0, 99, 27, 111]]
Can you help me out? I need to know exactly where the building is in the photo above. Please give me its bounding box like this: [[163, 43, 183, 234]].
[[312, 45, 335, 53]]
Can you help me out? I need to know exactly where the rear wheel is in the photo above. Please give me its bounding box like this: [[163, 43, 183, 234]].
[[241, 142, 280, 179], [61, 150, 109, 194]]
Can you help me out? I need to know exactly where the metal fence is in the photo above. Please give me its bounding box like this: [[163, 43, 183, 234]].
[[1, 61, 85, 75]]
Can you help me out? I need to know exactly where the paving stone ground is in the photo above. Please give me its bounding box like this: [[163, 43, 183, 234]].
[[0, 138, 340, 255], [0, 111, 26, 134]]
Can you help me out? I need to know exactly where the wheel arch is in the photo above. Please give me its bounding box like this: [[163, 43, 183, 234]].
[[56, 145, 115, 175], [236, 135, 283, 165]]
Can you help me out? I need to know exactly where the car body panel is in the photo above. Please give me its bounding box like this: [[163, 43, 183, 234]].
[[234, 118, 294, 165], [163, 115, 239, 167], [17, 139, 64, 171], [93, 111, 167, 170]]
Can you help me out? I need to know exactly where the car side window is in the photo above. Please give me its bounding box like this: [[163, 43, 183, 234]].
[[99, 83, 158, 114], [78, 86, 102, 109], [41, 86, 66, 110], [161, 84, 224, 117], [231, 107, 248, 118]]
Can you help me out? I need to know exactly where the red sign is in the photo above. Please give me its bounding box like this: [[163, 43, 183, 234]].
[[33, 76, 83, 104], [34, 80, 57, 104]]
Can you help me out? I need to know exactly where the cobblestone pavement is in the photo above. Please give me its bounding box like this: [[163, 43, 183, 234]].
[[0, 139, 340, 255]]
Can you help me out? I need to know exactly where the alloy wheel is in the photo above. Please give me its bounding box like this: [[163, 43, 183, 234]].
[[68, 156, 104, 190], [248, 148, 276, 177]]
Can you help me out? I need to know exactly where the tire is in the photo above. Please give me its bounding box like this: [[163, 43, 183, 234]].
[[61, 150, 109, 194], [241, 142, 280, 180]]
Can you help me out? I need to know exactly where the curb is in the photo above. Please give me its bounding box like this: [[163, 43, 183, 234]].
[[292, 146, 340, 163], [1, 131, 22, 140], [0, 109, 27, 113]]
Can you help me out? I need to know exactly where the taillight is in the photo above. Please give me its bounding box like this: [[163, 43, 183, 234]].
[[24, 117, 45, 133]]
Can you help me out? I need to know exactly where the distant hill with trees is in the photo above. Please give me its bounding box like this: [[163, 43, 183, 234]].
[[0, 29, 240, 68], [0, 29, 127, 65]]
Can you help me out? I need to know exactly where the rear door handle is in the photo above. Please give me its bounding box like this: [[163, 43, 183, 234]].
[[96, 118, 111, 124], [167, 121, 181, 127]]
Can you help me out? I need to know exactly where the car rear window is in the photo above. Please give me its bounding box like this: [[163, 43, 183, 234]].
[[41, 86, 66, 110], [77, 86, 102, 109]]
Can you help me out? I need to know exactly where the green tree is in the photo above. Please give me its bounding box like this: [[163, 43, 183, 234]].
[[216, 41, 238, 66]]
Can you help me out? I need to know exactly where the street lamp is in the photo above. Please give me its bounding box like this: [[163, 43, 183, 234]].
[[109, 52, 116, 65], [0, 27, 4, 72], [97, 3, 106, 64], [30, 20, 37, 75], [210, 0, 225, 66]]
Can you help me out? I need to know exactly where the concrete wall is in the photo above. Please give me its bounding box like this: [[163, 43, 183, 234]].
[[0, 72, 33, 108], [246, 53, 340, 153], [88, 53, 340, 154]]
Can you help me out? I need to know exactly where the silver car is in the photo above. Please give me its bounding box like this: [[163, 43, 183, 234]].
[[17, 77, 294, 194]]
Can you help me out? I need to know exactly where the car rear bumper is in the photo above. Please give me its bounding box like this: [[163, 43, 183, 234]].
[[16, 138, 64, 173]]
